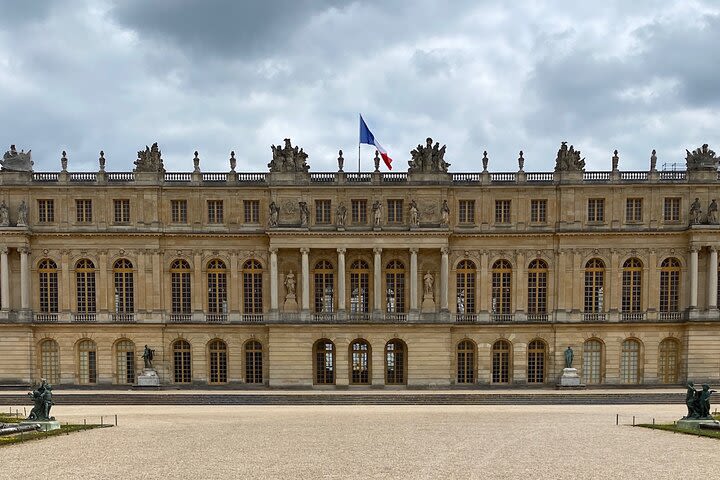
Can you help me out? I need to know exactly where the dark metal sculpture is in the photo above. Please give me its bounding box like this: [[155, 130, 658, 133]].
[[142, 345, 155, 369], [683, 382, 717, 420], [27, 379, 54, 421], [564, 346, 574, 368]]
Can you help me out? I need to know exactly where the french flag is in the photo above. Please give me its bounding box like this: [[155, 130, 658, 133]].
[[359, 114, 393, 170]]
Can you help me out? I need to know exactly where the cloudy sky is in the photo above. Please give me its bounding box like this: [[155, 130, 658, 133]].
[[1, 0, 719, 173]]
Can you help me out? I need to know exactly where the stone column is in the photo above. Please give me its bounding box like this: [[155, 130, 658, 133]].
[[19, 247, 30, 311], [690, 246, 699, 309], [409, 248, 418, 311], [373, 247, 382, 312], [440, 247, 449, 312], [269, 248, 279, 311], [301, 247, 310, 311], [98, 250, 108, 313], [0, 247, 9, 311], [708, 246, 718, 310], [337, 248, 346, 312]]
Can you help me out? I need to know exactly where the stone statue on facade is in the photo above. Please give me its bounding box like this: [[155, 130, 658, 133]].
[[372, 200, 382, 227], [686, 144, 718, 171], [424, 271, 434, 297], [142, 345, 155, 369], [374, 151, 381, 172], [612, 150, 619, 171], [683, 382, 717, 420], [284, 270, 296, 297], [690, 198, 702, 225], [1, 145, 33, 172], [268, 138, 310, 173], [337, 150, 344, 172], [27, 379, 54, 421], [268, 201, 280, 227], [17, 200, 28, 227], [650, 149, 657, 171], [564, 346, 574, 368], [554, 142, 585, 172], [518, 151, 524, 171], [441, 200, 450, 227], [134, 143, 165, 173], [482, 151, 489, 172], [708, 199, 718, 225], [336, 202, 347, 228], [409, 137, 450, 173], [299, 201, 309, 227], [0, 202, 8, 227], [409, 200, 419, 227]]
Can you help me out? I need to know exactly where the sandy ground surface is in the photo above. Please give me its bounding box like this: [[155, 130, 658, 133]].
[[1, 404, 717, 479]]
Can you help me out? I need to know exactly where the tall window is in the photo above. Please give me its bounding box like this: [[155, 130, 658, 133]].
[[37, 199, 54, 223], [314, 339, 335, 384], [173, 339, 192, 383], [387, 199, 403, 223], [243, 260, 263, 314], [456, 340, 475, 384], [663, 197, 680, 223], [385, 339, 406, 385], [207, 259, 228, 314], [115, 339, 135, 385], [456, 260, 476, 314], [113, 199, 130, 223], [243, 200, 260, 223], [587, 198, 604, 223], [313, 260, 334, 313], [113, 259, 134, 313], [171, 199, 187, 223], [527, 259, 548, 314], [625, 198, 643, 222], [38, 259, 59, 313], [495, 200, 511, 224], [315, 200, 331, 224], [621, 258, 642, 313], [75, 199, 92, 222], [492, 340, 511, 384], [385, 260, 405, 313], [583, 339, 603, 384], [75, 259, 96, 314], [208, 340, 228, 384], [530, 199, 547, 223], [351, 199, 367, 224], [77, 339, 97, 384], [659, 258, 680, 313], [170, 259, 191, 314], [40, 339, 59, 384], [207, 200, 224, 224], [584, 259, 605, 312], [349, 260, 369, 313], [658, 338, 679, 384], [458, 200, 475, 224], [491, 260, 512, 314], [620, 339, 641, 384], [527, 339, 546, 384], [245, 340, 263, 384], [350, 339, 370, 385]]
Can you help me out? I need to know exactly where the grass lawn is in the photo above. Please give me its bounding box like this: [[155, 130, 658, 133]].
[[637, 414, 720, 440], [0, 413, 108, 446]]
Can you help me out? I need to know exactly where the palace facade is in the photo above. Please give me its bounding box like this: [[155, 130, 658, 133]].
[[1, 140, 719, 388]]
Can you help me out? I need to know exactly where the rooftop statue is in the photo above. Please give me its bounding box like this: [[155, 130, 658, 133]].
[[135, 142, 165, 173], [409, 137, 450, 173], [686, 144, 718, 171], [268, 138, 310, 173], [1, 145, 33, 172], [554, 142, 585, 172]]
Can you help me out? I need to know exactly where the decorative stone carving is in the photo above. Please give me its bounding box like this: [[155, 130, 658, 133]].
[[336, 202, 347, 228], [61, 151, 68, 172], [99, 151, 106, 172], [268, 201, 280, 227], [135, 143, 165, 173], [650, 149, 657, 171], [441, 200, 450, 227], [374, 151, 380, 172], [686, 144, 718, 171], [0, 201, 9, 227], [708, 199, 718, 225], [554, 142, 585, 172], [690, 198, 702, 225], [422, 271, 436, 313], [518, 151, 524, 172], [372, 200, 383, 227], [284, 270, 296, 296], [482, 151, 489, 172], [17, 200, 28, 227], [424, 271, 434, 297], [409, 200, 419, 228], [612, 150, 619, 171], [229, 151, 236, 172], [268, 138, 309, 173], [337, 150, 344, 172], [193, 151, 200, 172], [1, 145, 33, 172], [299, 201, 309, 227], [409, 137, 450, 173]]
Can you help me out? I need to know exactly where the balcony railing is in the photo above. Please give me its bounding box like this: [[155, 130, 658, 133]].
[[107, 172, 135, 182], [348, 312, 371, 322], [659, 311, 683, 321], [526, 172, 554, 182], [490, 172, 516, 182], [170, 313, 192, 323], [34, 313, 58, 323], [206, 313, 228, 323], [73, 313, 97, 323], [382, 172, 407, 183], [454, 313, 478, 323], [346, 173, 372, 183], [491, 313, 514, 322], [241, 314, 264, 323], [202, 172, 226, 182], [310, 172, 335, 183], [33, 172, 59, 182], [620, 312, 645, 322], [620, 171, 648, 181], [237, 172, 267, 183], [69, 172, 97, 182], [660, 171, 686, 181], [583, 171, 610, 182], [113, 313, 136, 323], [452, 173, 481, 183], [384, 313, 408, 322], [526, 313, 549, 322], [311, 312, 336, 322], [583, 313, 607, 322], [164, 172, 192, 182]]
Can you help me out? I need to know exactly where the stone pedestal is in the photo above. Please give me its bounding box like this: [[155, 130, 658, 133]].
[[283, 294, 299, 313], [557, 368, 585, 388], [21, 420, 60, 432], [676, 418, 720, 430], [421, 294, 436, 313], [137, 368, 160, 387]]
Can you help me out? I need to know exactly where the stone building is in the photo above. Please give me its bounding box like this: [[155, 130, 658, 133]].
[[0, 140, 719, 388]]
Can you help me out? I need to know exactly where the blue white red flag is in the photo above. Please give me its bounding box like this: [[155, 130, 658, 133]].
[[359, 114, 392, 170]]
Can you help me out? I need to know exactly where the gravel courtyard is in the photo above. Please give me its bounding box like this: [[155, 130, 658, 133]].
[[1, 404, 717, 479]]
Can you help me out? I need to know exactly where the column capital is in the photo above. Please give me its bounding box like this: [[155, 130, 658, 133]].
[[336, 248, 347, 254], [440, 247, 450, 256], [409, 247, 419, 254], [373, 247, 382, 255], [690, 245, 700, 253], [300, 247, 310, 254], [18, 246, 30, 255], [709, 245, 717, 253], [0, 247, 7, 255], [269, 247, 278, 254]]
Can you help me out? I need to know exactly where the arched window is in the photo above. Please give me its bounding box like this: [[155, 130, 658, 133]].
[[245, 340, 263, 384], [40, 339, 59, 384], [170, 259, 191, 315], [621, 258, 642, 313], [456, 260, 476, 314], [658, 338, 680, 384], [314, 339, 335, 384], [659, 258, 681, 313], [492, 340, 511, 384], [527, 339, 546, 384], [38, 259, 58, 313], [620, 339, 641, 384], [208, 339, 227, 384], [527, 259, 548, 314], [77, 339, 97, 384], [242, 260, 263, 314], [173, 339, 192, 383], [456, 340, 476, 384], [350, 260, 370, 314], [75, 259, 96, 314], [385, 339, 406, 385], [207, 259, 227, 315], [313, 260, 334, 313], [113, 259, 134, 313], [584, 259, 605, 312], [385, 260, 405, 313], [115, 339, 135, 385], [583, 339, 603, 384], [491, 260, 512, 314], [350, 339, 370, 384]]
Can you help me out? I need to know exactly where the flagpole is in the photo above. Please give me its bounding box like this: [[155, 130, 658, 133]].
[[358, 143, 361, 174]]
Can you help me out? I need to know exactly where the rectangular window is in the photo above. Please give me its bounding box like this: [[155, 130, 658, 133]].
[[113, 199, 130, 223], [495, 200, 511, 224], [458, 200, 475, 224], [587, 198, 604, 223], [663, 197, 680, 223], [315, 200, 332, 224], [171, 200, 188, 223], [207, 200, 224, 224], [351, 199, 367, 224], [530, 199, 547, 223], [76, 199, 92, 223], [626, 198, 643, 223], [37, 199, 54, 223], [387, 200, 403, 223], [244, 200, 260, 224]]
